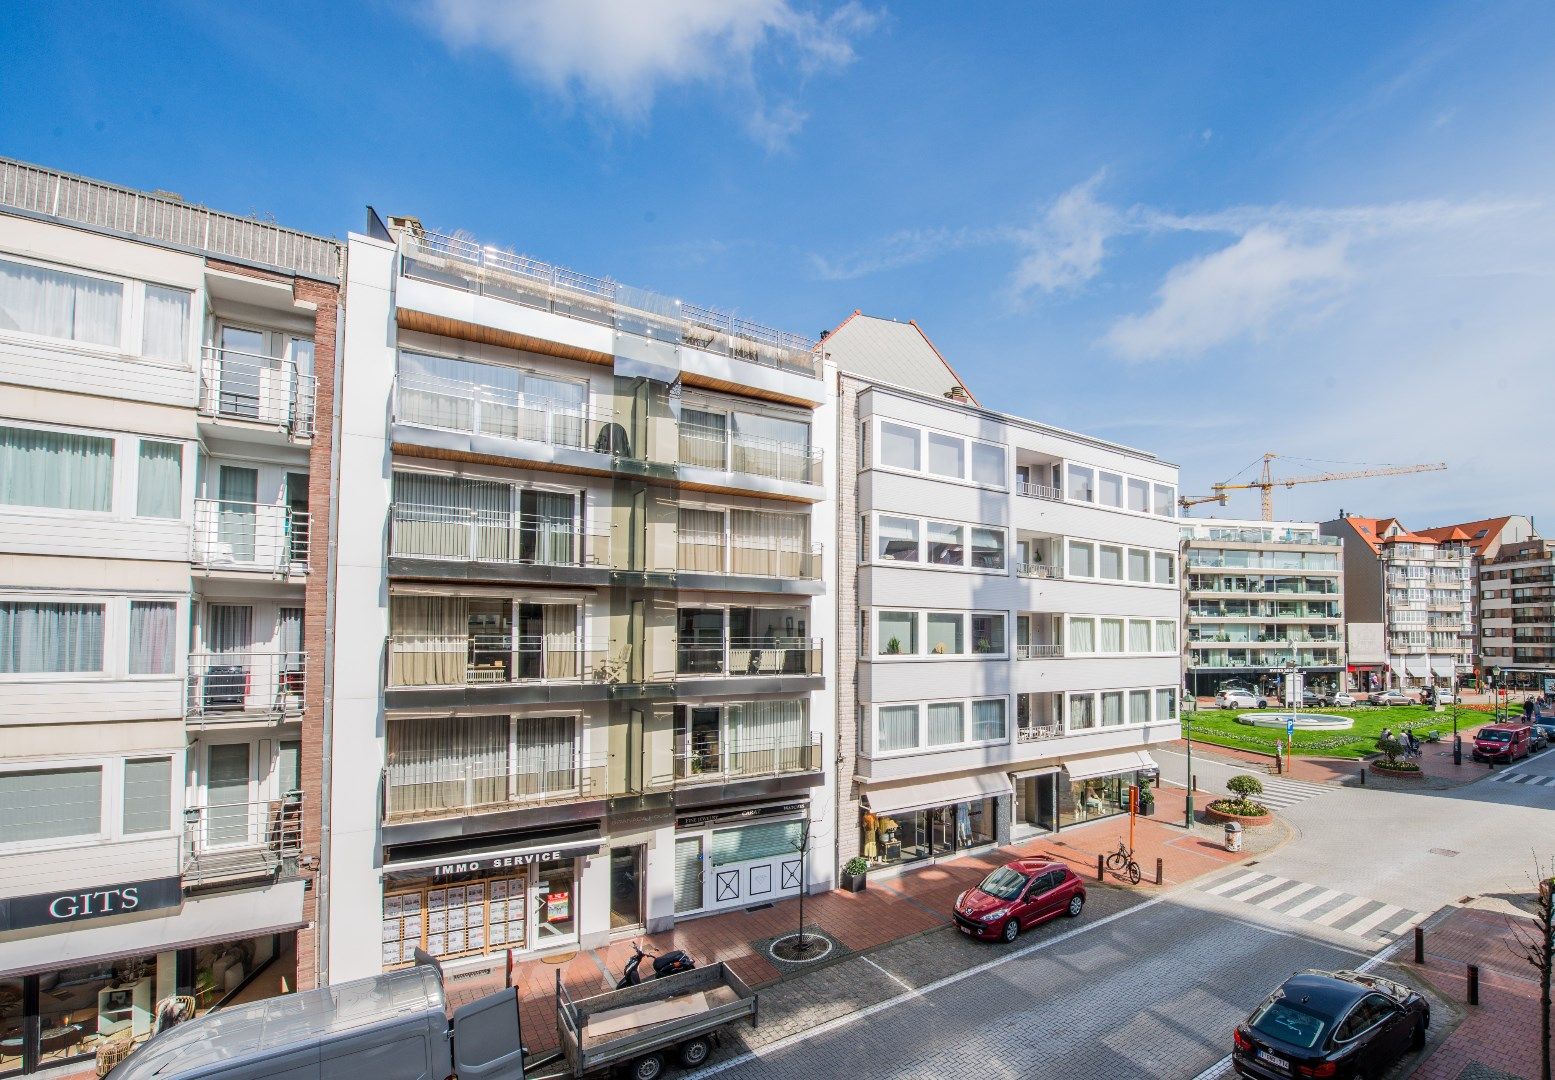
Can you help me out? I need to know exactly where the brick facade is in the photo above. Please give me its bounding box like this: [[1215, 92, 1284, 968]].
[[835, 373, 862, 866]]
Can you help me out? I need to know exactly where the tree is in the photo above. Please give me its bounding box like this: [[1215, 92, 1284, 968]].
[[1508, 860, 1554, 1080], [1227, 774, 1264, 798]]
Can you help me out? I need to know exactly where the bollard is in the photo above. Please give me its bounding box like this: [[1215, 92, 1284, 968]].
[[1359, 766, 1366, 786], [1155, 858, 1163, 885], [1414, 926, 1424, 964], [1096, 854, 1105, 881], [1191, 772, 1198, 793], [1467, 964, 1479, 1006]]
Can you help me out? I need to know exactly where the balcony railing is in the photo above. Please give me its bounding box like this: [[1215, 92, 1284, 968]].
[[1016, 643, 1064, 659], [198, 347, 316, 437], [383, 749, 610, 822], [676, 426, 823, 486], [1015, 561, 1064, 579], [394, 371, 621, 455], [669, 732, 823, 785], [1016, 722, 1063, 744], [1016, 480, 1062, 501], [388, 636, 627, 688], [676, 536, 822, 580], [390, 503, 611, 567], [401, 229, 821, 378], [186, 652, 305, 718], [674, 638, 822, 678], [193, 499, 310, 573], [183, 793, 302, 888], [1194, 530, 1341, 547]]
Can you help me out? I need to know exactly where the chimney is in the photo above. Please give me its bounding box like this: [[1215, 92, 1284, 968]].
[[945, 385, 969, 403]]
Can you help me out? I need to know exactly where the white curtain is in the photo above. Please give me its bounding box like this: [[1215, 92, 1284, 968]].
[[141, 285, 190, 362], [0, 257, 122, 345], [386, 716, 507, 815], [1100, 619, 1124, 653], [0, 601, 105, 674], [877, 705, 919, 752], [680, 508, 725, 572], [1068, 618, 1095, 653], [468, 479, 514, 562], [972, 699, 1006, 741], [1129, 690, 1151, 725], [128, 601, 176, 675], [1155, 621, 1177, 651], [0, 426, 114, 512], [397, 351, 492, 432], [525, 374, 587, 447], [526, 490, 576, 565], [136, 440, 182, 519], [542, 605, 578, 680], [1129, 620, 1151, 653], [390, 596, 467, 686], [1069, 694, 1096, 731], [926, 702, 964, 747], [1101, 693, 1124, 727], [392, 472, 468, 559], [278, 607, 304, 675], [679, 408, 727, 469], [514, 715, 577, 797], [728, 699, 807, 773]]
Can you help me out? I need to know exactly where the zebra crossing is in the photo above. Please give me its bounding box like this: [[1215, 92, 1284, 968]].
[[1196, 871, 1426, 944], [1237, 774, 1331, 811], [1491, 770, 1555, 787]]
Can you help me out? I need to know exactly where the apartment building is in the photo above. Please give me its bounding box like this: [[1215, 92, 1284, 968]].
[[1322, 515, 1475, 691], [1414, 516, 1534, 680], [0, 159, 338, 1074], [327, 217, 835, 982], [827, 314, 1181, 870], [1479, 536, 1554, 690], [1180, 519, 1345, 699]]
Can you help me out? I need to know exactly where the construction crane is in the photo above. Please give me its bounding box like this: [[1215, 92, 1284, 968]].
[[1179, 453, 1447, 521]]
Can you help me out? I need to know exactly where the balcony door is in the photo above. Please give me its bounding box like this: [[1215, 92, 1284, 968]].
[[216, 465, 258, 563], [677, 609, 725, 673], [285, 473, 309, 565], [218, 326, 267, 419], [206, 742, 253, 849], [204, 604, 253, 711], [519, 490, 576, 566]]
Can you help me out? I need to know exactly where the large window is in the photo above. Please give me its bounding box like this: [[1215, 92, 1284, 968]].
[[1155, 620, 1177, 652], [927, 521, 964, 565], [1128, 619, 1152, 652], [142, 285, 192, 362], [1154, 552, 1176, 584], [1068, 617, 1096, 653], [1127, 478, 1150, 513], [971, 613, 1006, 654], [873, 696, 1009, 755], [971, 527, 1005, 570], [878, 515, 920, 562], [0, 426, 114, 512], [1067, 464, 1095, 502], [1129, 690, 1151, 724], [878, 611, 918, 655], [872, 420, 1006, 488], [1101, 692, 1125, 727], [0, 767, 101, 843], [122, 757, 172, 834], [878, 705, 920, 751], [1067, 540, 1094, 577], [136, 440, 183, 518], [1127, 548, 1150, 582], [0, 601, 105, 674], [877, 610, 1006, 658], [927, 613, 964, 655], [1098, 471, 1122, 508], [926, 702, 964, 746], [1153, 484, 1175, 516], [128, 601, 177, 675], [1063, 455, 1176, 518], [1069, 694, 1095, 731], [927, 432, 964, 478], [971, 698, 1007, 741], [879, 422, 920, 470], [1099, 618, 1124, 653], [1155, 689, 1177, 721], [971, 442, 1006, 487], [0, 257, 123, 346], [1099, 545, 1123, 581], [869, 513, 1003, 573]]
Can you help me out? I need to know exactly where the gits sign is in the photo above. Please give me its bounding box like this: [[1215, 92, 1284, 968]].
[[0, 877, 182, 932]]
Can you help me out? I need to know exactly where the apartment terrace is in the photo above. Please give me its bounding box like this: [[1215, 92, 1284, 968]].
[[183, 793, 303, 890], [193, 499, 310, 575], [186, 651, 305, 721], [197, 345, 317, 438]]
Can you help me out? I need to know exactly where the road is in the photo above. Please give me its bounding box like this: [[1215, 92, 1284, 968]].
[[695, 745, 1555, 1079]]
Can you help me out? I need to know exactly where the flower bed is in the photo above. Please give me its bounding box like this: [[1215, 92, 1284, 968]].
[[1205, 799, 1272, 825], [1370, 759, 1423, 777]]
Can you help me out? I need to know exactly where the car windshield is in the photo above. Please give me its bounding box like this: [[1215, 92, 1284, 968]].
[[1250, 999, 1329, 1050], [1480, 730, 1512, 742], [978, 866, 1030, 900]]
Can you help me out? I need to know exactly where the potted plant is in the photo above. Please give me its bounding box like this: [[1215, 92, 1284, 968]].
[[1137, 776, 1156, 817], [885, 637, 902, 655], [932, 642, 947, 654], [842, 856, 869, 892]]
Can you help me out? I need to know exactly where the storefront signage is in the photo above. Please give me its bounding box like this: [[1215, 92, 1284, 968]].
[[0, 876, 182, 932], [430, 850, 570, 878], [678, 801, 806, 830]]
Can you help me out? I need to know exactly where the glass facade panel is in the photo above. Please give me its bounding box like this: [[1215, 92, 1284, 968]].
[[878, 611, 918, 655], [926, 432, 965, 479], [1068, 541, 1094, 577], [879, 422, 919, 470]]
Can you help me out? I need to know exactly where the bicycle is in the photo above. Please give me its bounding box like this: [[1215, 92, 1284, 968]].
[[1104, 840, 1143, 885]]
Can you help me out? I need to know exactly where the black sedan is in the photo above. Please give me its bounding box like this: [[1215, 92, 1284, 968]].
[[1233, 969, 1428, 1079]]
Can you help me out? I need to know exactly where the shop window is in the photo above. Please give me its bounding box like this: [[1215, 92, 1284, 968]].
[[927, 521, 964, 565], [926, 612, 964, 655], [879, 421, 920, 470], [877, 611, 918, 656], [926, 702, 964, 746], [877, 705, 920, 751]]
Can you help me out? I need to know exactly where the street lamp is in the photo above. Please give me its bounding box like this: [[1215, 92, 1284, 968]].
[[1184, 688, 1194, 830]]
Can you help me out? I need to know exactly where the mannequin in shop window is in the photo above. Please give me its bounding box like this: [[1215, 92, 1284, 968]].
[[861, 812, 878, 860]]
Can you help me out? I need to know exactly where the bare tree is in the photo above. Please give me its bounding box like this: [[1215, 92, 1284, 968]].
[[1507, 859, 1554, 1080]]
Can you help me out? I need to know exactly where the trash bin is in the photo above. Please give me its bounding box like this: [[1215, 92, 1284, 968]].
[[1224, 820, 1243, 852]]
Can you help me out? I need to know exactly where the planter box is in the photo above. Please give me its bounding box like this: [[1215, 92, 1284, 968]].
[[1370, 762, 1424, 779], [1204, 803, 1273, 827], [1138, 801, 1156, 817], [841, 872, 867, 893]]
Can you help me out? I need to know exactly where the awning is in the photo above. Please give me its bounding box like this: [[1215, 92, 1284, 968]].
[[862, 772, 1015, 817], [1011, 765, 1062, 780], [1389, 658, 1407, 677], [1063, 750, 1160, 783], [1405, 658, 1429, 678], [384, 827, 603, 875], [1431, 659, 1456, 677]]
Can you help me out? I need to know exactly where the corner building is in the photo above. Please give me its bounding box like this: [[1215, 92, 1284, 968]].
[[828, 314, 1181, 872], [327, 218, 835, 982]]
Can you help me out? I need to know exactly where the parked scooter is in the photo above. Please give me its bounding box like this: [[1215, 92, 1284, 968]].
[[616, 940, 695, 989]]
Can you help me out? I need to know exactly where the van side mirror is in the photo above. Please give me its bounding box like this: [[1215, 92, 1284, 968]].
[[414, 947, 445, 986]]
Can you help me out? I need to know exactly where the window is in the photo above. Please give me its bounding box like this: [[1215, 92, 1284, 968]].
[[1153, 484, 1174, 516], [123, 757, 171, 834], [128, 601, 176, 675], [1129, 620, 1151, 652], [1099, 618, 1124, 653], [927, 521, 964, 565], [1127, 478, 1149, 512], [879, 422, 920, 470], [0, 766, 101, 842], [0, 426, 114, 512], [712, 819, 805, 864], [1067, 540, 1094, 577], [1069, 694, 1095, 731], [972, 698, 1007, 741], [971, 527, 1005, 570], [927, 432, 965, 478], [1129, 690, 1150, 724], [878, 516, 920, 562], [1127, 548, 1150, 582], [1156, 689, 1177, 722], [1155, 621, 1177, 652], [141, 285, 191, 362], [1069, 617, 1095, 653], [1154, 552, 1176, 585], [0, 257, 123, 346], [971, 614, 1006, 654], [878, 705, 920, 751], [1098, 471, 1123, 507], [136, 440, 182, 518], [0, 601, 105, 673], [1099, 545, 1123, 581], [971, 442, 1006, 487], [925, 612, 963, 655], [1067, 464, 1095, 502], [926, 702, 964, 746], [878, 611, 918, 655], [1101, 692, 1124, 727]]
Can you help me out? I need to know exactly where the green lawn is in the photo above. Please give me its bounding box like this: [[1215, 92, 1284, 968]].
[[1180, 704, 1485, 759]]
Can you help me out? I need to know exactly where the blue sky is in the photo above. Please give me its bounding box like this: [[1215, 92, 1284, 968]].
[[3, 1, 1551, 528]]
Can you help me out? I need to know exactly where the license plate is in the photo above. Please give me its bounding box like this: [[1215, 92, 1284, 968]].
[[959, 924, 973, 935], [1254, 1048, 1289, 1072]]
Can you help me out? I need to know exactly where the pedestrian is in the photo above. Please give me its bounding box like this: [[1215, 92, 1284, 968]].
[[1524, 698, 1535, 720], [1378, 727, 1393, 747]]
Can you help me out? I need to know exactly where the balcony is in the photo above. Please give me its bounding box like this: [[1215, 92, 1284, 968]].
[[186, 652, 305, 720], [193, 499, 310, 574], [383, 749, 611, 824], [676, 534, 822, 583], [667, 732, 824, 791], [394, 370, 619, 460], [676, 424, 822, 487], [388, 635, 625, 689], [674, 638, 823, 679], [1016, 643, 1064, 660], [1017, 722, 1064, 744], [1016, 561, 1064, 580], [1016, 480, 1062, 502], [183, 793, 302, 889], [198, 347, 316, 437], [389, 502, 612, 583]]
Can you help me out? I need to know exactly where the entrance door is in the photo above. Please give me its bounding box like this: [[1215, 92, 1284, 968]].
[[609, 846, 644, 930], [674, 836, 703, 915], [216, 465, 258, 564], [531, 863, 577, 946], [206, 743, 252, 848]]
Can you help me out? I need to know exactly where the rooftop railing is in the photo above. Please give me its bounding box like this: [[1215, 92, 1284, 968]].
[[198, 347, 316, 437]]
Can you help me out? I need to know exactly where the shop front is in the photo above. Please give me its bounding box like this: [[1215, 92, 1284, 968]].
[[858, 773, 1009, 872], [672, 801, 812, 916], [1011, 768, 1059, 838], [1057, 751, 1160, 829], [378, 828, 601, 970]]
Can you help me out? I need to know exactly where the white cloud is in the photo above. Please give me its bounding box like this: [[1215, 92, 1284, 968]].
[[808, 225, 1006, 281], [424, 0, 877, 144], [1105, 228, 1352, 361], [1009, 173, 1120, 295]]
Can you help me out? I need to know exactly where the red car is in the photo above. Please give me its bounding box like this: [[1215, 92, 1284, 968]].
[[1472, 722, 1533, 763], [952, 858, 1086, 943]]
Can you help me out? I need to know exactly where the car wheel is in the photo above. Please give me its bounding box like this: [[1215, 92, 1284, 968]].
[[1002, 918, 1020, 943], [1411, 1017, 1426, 1050], [1066, 894, 1085, 917], [630, 1052, 665, 1080], [679, 1037, 712, 1067], [1257, 699, 1267, 709]]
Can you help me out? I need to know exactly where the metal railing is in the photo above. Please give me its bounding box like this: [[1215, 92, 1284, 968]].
[[0, 157, 341, 282], [1015, 561, 1064, 579], [387, 636, 627, 688], [383, 749, 611, 821], [676, 426, 823, 485], [394, 370, 621, 454], [193, 499, 310, 572], [1195, 529, 1340, 546], [1186, 554, 1340, 571], [1016, 643, 1064, 659], [676, 536, 822, 580], [1016, 480, 1062, 501], [183, 793, 303, 888], [390, 503, 611, 567], [675, 638, 822, 677], [401, 229, 819, 378], [198, 347, 317, 436], [1017, 723, 1063, 744], [668, 732, 823, 785], [186, 651, 305, 717]]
